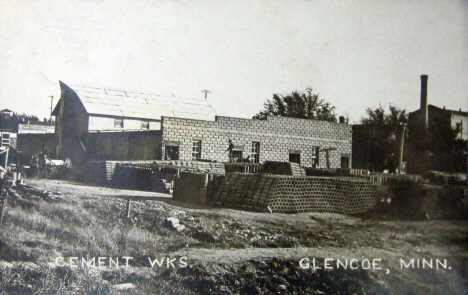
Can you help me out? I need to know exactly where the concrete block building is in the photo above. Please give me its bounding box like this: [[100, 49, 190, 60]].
[[42, 81, 352, 168], [162, 115, 352, 168]]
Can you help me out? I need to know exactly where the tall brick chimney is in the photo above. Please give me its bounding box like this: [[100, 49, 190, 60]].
[[420, 75, 428, 130]]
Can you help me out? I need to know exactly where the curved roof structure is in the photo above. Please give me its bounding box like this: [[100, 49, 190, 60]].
[[54, 81, 217, 121]]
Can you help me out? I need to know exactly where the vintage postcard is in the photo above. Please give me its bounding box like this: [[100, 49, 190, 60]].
[[0, 1, 467, 294]]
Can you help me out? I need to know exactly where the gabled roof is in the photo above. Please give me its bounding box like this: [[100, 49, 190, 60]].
[[54, 82, 217, 121]]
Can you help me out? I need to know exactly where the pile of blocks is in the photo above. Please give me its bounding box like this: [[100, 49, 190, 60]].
[[269, 176, 376, 214], [211, 173, 377, 214], [111, 164, 155, 191], [421, 187, 444, 219], [224, 163, 263, 174], [173, 172, 225, 204], [103, 160, 225, 183], [82, 161, 108, 184], [155, 161, 225, 174], [262, 161, 305, 176], [421, 186, 465, 220], [212, 173, 280, 211]]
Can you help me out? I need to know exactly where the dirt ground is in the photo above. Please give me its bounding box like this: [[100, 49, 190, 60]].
[[1, 178, 467, 294]]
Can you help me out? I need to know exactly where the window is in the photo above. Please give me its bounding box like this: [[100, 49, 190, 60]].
[[192, 140, 202, 160], [311, 146, 319, 168], [340, 153, 350, 169], [114, 118, 123, 128], [1, 133, 10, 146], [251, 142, 260, 163], [289, 153, 300, 164], [141, 121, 150, 130], [165, 146, 179, 160]]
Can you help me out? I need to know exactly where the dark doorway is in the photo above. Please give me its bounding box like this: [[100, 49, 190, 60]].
[[289, 153, 300, 164], [232, 150, 243, 163], [341, 156, 349, 169]]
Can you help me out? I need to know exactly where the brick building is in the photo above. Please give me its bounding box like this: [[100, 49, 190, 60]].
[[162, 115, 352, 168], [409, 75, 467, 140], [407, 75, 467, 173]]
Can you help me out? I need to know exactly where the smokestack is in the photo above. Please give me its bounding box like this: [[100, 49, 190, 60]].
[[420, 75, 428, 130], [339, 116, 345, 124]]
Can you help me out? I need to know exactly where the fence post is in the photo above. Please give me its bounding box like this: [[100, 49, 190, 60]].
[[0, 188, 7, 226], [204, 173, 209, 188], [125, 199, 131, 218]]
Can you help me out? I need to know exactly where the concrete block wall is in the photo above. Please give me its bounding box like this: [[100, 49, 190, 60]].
[[162, 115, 352, 168]]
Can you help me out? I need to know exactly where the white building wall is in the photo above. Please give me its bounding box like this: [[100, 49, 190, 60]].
[[88, 115, 161, 131]]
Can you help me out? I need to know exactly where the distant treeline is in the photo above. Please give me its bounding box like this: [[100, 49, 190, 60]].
[[0, 112, 54, 132]]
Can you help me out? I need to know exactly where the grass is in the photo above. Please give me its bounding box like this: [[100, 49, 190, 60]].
[[0, 266, 121, 295], [0, 184, 193, 294], [1, 180, 466, 294], [0, 191, 191, 260]]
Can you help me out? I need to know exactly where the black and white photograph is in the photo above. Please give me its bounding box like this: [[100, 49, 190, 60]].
[[0, 1, 467, 294]]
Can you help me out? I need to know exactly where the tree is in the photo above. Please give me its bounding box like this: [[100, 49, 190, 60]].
[[362, 104, 408, 126], [360, 104, 408, 172], [0, 112, 42, 132], [253, 87, 337, 122], [406, 107, 467, 174], [425, 110, 466, 173]]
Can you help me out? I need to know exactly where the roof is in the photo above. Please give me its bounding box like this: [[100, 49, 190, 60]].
[[410, 104, 467, 116], [55, 81, 217, 121]]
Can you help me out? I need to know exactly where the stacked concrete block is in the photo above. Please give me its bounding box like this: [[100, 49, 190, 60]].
[[112, 164, 154, 191], [421, 187, 444, 220], [262, 161, 306, 176], [154, 160, 225, 174], [268, 177, 376, 214], [212, 173, 280, 211], [224, 163, 263, 173], [173, 172, 208, 203], [81, 161, 108, 184], [421, 186, 465, 220], [173, 172, 225, 204], [103, 160, 225, 183], [211, 173, 377, 214]]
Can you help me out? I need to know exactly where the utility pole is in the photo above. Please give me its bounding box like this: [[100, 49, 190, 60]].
[[201, 90, 211, 100], [49, 96, 54, 126], [398, 124, 406, 175]]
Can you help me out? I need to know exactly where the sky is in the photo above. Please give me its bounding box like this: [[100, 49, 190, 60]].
[[1, 0, 467, 123]]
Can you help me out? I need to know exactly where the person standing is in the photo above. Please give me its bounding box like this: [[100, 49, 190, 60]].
[[225, 140, 234, 163]]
